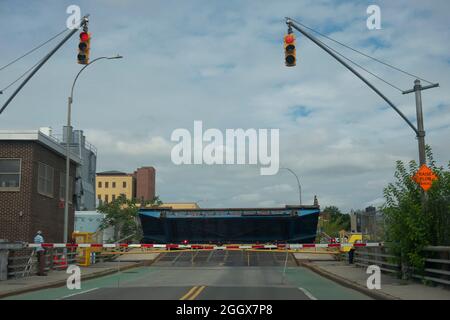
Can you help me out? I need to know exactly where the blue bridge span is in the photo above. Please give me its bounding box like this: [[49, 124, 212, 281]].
[[139, 205, 320, 244]]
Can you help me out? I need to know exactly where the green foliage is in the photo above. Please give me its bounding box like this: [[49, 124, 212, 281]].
[[97, 195, 163, 242], [320, 206, 351, 237], [322, 206, 342, 216], [382, 146, 450, 276]]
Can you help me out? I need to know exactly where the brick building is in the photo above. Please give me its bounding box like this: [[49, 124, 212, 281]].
[[134, 167, 156, 202], [0, 130, 81, 243]]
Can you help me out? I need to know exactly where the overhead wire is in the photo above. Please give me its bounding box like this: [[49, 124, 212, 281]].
[[288, 17, 435, 85], [313, 35, 405, 92], [0, 28, 69, 94]]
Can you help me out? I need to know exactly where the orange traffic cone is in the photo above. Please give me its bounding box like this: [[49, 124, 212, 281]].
[[53, 254, 60, 267], [60, 255, 68, 269]]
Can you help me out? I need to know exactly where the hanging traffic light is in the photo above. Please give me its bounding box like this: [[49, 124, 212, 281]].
[[284, 33, 296, 67], [77, 31, 90, 65]]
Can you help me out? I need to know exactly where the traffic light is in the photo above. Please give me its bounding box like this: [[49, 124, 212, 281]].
[[284, 33, 296, 67], [77, 31, 90, 65]]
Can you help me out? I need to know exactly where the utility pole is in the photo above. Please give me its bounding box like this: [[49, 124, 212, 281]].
[[402, 80, 439, 166]]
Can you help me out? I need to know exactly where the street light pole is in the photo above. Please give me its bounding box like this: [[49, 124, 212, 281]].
[[280, 167, 302, 205], [63, 55, 122, 243]]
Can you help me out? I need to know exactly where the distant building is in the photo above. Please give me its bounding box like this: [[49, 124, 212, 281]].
[[74, 211, 114, 243], [96, 166, 156, 204], [350, 206, 384, 239], [0, 129, 81, 242], [134, 167, 156, 202], [96, 171, 134, 204], [61, 127, 97, 211], [156, 202, 200, 210]]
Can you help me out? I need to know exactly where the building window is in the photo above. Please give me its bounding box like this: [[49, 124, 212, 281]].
[[112, 182, 116, 188], [0, 158, 21, 191], [123, 181, 126, 188], [59, 174, 73, 203], [38, 162, 54, 197], [98, 194, 101, 200], [104, 194, 109, 203], [98, 181, 102, 188], [105, 182, 109, 188], [112, 194, 116, 202]]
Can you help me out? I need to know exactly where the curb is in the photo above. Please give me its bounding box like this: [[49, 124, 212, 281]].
[[0, 262, 145, 299], [299, 261, 400, 300]]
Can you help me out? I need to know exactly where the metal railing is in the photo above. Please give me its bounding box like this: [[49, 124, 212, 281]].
[[353, 245, 450, 287], [7, 248, 78, 279]]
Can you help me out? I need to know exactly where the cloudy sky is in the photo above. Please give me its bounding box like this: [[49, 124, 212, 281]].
[[1, 0, 449, 212]]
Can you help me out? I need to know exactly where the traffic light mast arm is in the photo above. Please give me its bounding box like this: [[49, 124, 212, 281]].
[[0, 15, 90, 115], [285, 18, 419, 136]]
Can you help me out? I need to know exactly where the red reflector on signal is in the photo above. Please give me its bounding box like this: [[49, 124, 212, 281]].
[[285, 35, 294, 44], [80, 32, 89, 41]]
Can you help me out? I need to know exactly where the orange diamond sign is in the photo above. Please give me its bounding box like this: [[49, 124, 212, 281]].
[[412, 164, 438, 191]]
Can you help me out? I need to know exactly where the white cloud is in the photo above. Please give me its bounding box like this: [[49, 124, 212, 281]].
[[1, 0, 449, 212]]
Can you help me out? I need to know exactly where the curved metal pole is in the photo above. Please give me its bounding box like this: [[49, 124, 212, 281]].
[[70, 56, 118, 101], [286, 18, 419, 136], [64, 55, 122, 243], [280, 167, 302, 205]]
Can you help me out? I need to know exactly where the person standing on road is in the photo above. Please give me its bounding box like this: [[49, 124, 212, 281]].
[[34, 231, 47, 276]]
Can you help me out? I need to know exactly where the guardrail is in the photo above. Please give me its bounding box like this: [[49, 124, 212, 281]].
[[354, 245, 450, 287]]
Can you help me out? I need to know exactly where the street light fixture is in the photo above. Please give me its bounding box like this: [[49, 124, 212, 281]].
[[63, 55, 123, 243], [280, 167, 302, 205]]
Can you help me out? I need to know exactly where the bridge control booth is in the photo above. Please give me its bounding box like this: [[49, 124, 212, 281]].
[[138, 205, 320, 244]]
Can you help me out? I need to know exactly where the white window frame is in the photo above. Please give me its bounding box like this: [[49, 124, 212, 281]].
[[59, 173, 73, 204], [0, 158, 21, 191], [37, 162, 54, 198]]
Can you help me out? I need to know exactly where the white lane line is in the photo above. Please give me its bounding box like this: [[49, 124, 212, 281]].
[[298, 287, 318, 300], [59, 287, 99, 300]]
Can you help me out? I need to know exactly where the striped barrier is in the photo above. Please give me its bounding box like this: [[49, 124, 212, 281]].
[[27, 242, 383, 250]]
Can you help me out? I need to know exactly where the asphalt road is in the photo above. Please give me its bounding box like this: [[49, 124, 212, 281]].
[[5, 251, 372, 300]]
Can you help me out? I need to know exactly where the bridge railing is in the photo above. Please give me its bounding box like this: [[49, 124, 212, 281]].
[[7, 247, 78, 279], [354, 245, 450, 288]]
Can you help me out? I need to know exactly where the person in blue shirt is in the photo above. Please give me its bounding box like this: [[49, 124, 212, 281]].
[[34, 231, 47, 276]]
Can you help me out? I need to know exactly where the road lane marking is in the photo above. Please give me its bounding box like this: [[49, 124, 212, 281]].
[[59, 287, 99, 300], [188, 286, 206, 300], [298, 287, 318, 300], [180, 286, 198, 300]]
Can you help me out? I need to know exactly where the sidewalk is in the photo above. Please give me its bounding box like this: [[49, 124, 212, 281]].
[[296, 256, 450, 300], [0, 261, 144, 299]]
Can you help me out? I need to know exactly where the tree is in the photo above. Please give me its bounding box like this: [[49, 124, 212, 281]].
[[98, 195, 162, 242], [382, 146, 450, 277], [320, 206, 351, 237]]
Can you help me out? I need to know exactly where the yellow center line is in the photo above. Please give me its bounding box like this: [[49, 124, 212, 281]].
[[188, 286, 206, 300], [179, 286, 198, 300]]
